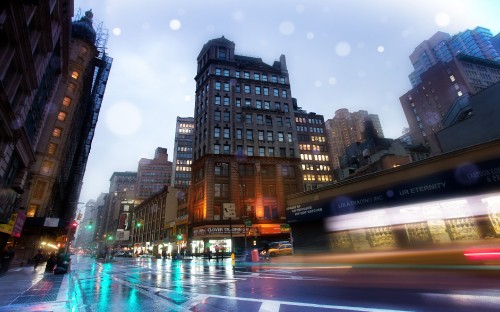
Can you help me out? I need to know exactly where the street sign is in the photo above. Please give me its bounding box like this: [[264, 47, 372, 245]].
[[223, 203, 236, 218], [245, 219, 252, 227]]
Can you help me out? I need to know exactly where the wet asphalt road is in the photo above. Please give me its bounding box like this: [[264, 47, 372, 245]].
[[67, 255, 500, 312]]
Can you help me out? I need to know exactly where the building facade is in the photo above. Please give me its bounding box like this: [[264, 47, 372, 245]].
[[400, 54, 500, 154], [294, 106, 333, 191], [325, 108, 384, 171], [286, 139, 500, 254], [171, 117, 194, 190], [136, 147, 172, 201], [189, 36, 302, 255], [0, 0, 74, 248], [100, 172, 137, 248], [409, 27, 500, 87]]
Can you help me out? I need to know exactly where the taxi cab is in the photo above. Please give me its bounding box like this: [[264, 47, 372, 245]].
[[267, 243, 293, 257]]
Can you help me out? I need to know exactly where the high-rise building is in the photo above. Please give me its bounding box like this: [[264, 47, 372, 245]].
[[1, 5, 112, 253], [325, 109, 384, 170], [294, 103, 334, 190], [409, 27, 500, 87], [189, 36, 302, 254], [101, 172, 137, 248], [400, 54, 500, 154], [171, 117, 194, 190], [136, 147, 172, 201], [0, 0, 74, 248]]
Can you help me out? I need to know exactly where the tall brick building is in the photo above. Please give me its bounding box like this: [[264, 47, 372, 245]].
[[189, 37, 302, 254]]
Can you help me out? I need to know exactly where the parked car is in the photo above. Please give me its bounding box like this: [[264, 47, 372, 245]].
[[267, 243, 293, 257]]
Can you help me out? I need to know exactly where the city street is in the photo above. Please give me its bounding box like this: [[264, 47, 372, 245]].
[[2, 255, 498, 311]]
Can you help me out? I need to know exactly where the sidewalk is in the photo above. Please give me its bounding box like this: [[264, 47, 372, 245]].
[[0, 263, 71, 312]]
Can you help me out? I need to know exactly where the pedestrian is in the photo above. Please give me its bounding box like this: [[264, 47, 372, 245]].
[[215, 245, 220, 262], [0, 246, 15, 274], [45, 253, 57, 272], [33, 249, 44, 271]]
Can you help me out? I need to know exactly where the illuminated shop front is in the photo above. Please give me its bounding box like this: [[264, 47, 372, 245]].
[[192, 223, 290, 254], [286, 141, 500, 254]]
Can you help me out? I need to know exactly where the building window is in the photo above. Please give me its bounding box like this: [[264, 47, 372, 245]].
[[245, 114, 252, 124], [223, 145, 230, 154], [268, 147, 274, 156], [259, 147, 265, 156], [223, 111, 230, 122], [280, 77, 286, 84], [278, 132, 284, 142], [214, 111, 221, 121], [214, 183, 229, 198], [264, 101, 270, 110], [263, 87, 269, 96], [267, 131, 273, 142], [284, 104, 289, 112], [256, 100, 262, 109], [218, 48, 227, 59], [235, 98, 241, 107], [223, 69, 230, 76], [236, 113, 242, 123], [62, 96, 72, 107], [246, 130, 253, 140], [247, 146, 254, 156], [214, 144, 221, 154], [214, 127, 221, 138], [67, 82, 77, 93], [254, 73, 260, 80], [215, 82, 221, 90], [255, 86, 261, 95], [244, 71, 250, 79], [282, 90, 287, 98], [41, 160, 54, 175], [52, 127, 62, 138], [257, 115, 264, 125], [245, 99, 251, 107], [272, 75, 278, 83], [262, 74, 268, 82], [27, 204, 38, 218], [223, 128, 230, 139], [215, 96, 221, 105], [244, 85, 251, 94], [215, 68, 222, 75], [235, 71, 240, 78], [224, 83, 230, 92], [223, 97, 230, 106], [273, 88, 279, 97], [258, 131, 264, 141], [57, 111, 67, 121], [47, 143, 58, 155], [215, 163, 229, 176], [236, 129, 243, 139]]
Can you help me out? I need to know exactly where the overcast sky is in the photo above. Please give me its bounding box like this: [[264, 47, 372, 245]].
[[73, 0, 500, 205]]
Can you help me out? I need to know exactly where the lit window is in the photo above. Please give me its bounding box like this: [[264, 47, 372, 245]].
[[27, 204, 38, 217], [457, 91, 463, 96], [57, 111, 67, 121], [41, 160, 53, 175], [449, 75, 455, 82], [62, 96, 72, 107], [47, 143, 58, 155], [52, 127, 62, 137], [71, 71, 79, 80]]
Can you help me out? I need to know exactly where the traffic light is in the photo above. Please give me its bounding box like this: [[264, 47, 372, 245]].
[[136, 220, 142, 227], [107, 235, 113, 241], [177, 234, 183, 241], [87, 220, 93, 230]]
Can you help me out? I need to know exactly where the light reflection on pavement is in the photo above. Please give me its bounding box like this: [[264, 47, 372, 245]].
[[62, 255, 500, 312]]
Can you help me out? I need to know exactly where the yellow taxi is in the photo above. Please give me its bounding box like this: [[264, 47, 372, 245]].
[[267, 243, 293, 257]]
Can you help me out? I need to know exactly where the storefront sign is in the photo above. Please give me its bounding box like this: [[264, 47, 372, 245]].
[[287, 158, 500, 223]]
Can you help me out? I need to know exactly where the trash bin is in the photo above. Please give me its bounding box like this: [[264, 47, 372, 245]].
[[251, 249, 260, 262]]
